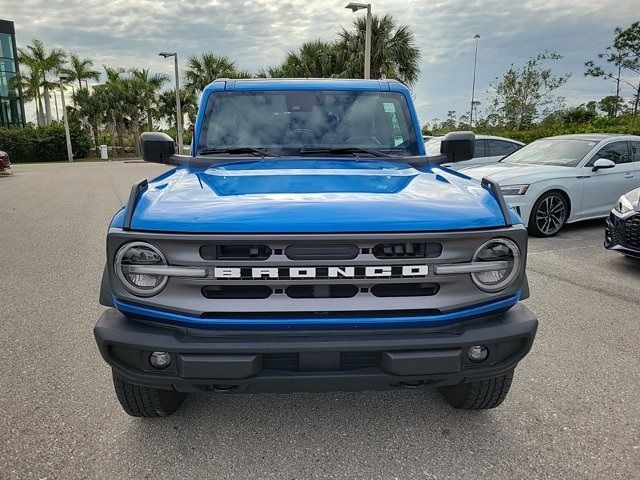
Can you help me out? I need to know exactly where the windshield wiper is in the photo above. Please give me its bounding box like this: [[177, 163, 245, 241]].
[[198, 147, 280, 157], [298, 147, 393, 158]]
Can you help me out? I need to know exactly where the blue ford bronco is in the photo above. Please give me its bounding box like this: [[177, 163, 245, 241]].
[[94, 79, 538, 417]]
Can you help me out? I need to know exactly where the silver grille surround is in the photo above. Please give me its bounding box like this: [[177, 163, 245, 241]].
[[107, 226, 528, 317]]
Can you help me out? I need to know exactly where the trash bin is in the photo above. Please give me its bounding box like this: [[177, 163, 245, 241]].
[[99, 145, 108, 160]]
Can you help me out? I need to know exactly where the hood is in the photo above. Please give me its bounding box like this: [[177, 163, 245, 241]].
[[117, 159, 510, 233], [461, 162, 578, 184]]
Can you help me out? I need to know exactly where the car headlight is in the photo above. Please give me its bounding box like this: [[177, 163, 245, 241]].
[[500, 184, 529, 196], [114, 242, 168, 296], [615, 194, 635, 215], [471, 238, 521, 292]]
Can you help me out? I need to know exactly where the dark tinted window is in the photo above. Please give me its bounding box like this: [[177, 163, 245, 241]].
[[629, 141, 640, 162], [488, 140, 520, 156], [200, 91, 419, 156], [473, 139, 486, 157], [593, 141, 631, 165]]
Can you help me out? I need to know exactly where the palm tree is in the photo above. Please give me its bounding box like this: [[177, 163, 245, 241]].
[[337, 14, 420, 86], [183, 52, 247, 93], [10, 58, 43, 125], [61, 53, 100, 90], [73, 87, 103, 153], [130, 68, 169, 131], [279, 40, 343, 78], [102, 66, 127, 155], [20, 39, 66, 125], [157, 87, 198, 127]]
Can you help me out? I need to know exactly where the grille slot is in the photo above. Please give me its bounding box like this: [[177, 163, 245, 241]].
[[262, 353, 299, 371], [202, 285, 272, 299], [625, 215, 640, 247], [285, 244, 359, 260], [340, 351, 380, 370], [285, 284, 359, 299], [373, 242, 442, 259], [200, 244, 272, 261], [371, 283, 439, 297]]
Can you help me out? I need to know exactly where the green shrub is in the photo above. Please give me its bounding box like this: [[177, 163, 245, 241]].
[[0, 125, 91, 163]]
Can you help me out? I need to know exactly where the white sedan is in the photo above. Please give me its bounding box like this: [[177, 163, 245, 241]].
[[460, 134, 640, 236]]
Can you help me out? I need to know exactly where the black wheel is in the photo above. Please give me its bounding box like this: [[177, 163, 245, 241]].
[[528, 191, 568, 237], [438, 370, 514, 410], [112, 371, 186, 417]]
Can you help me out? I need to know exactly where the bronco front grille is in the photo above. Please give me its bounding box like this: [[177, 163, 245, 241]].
[[108, 228, 528, 318]]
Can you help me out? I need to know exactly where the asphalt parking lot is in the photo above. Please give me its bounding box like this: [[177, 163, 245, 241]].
[[1, 161, 639, 480]]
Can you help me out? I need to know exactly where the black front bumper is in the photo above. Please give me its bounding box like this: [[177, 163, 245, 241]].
[[605, 212, 640, 258], [94, 304, 538, 393]]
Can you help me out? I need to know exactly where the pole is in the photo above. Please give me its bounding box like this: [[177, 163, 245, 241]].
[[364, 5, 372, 79], [59, 79, 73, 162], [470, 34, 480, 128], [174, 54, 184, 153]]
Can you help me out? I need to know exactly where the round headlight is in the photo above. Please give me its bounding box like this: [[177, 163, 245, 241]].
[[114, 242, 168, 296], [471, 238, 521, 292]]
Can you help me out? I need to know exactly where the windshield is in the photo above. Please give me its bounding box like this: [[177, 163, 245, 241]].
[[424, 138, 442, 156], [502, 138, 598, 167], [198, 91, 419, 156]]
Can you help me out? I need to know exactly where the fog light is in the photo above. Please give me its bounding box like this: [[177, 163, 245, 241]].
[[467, 345, 489, 363], [150, 351, 171, 369]]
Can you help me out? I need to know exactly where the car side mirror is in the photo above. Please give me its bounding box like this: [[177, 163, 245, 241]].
[[140, 132, 176, 163], [592, 158, 616, 171], [440, 131, 475, 162]]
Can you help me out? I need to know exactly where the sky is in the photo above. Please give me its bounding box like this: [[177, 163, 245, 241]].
[[4, 0, 640, 126]]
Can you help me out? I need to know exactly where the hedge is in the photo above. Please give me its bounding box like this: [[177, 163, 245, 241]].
[[0, 125, 91, 163]]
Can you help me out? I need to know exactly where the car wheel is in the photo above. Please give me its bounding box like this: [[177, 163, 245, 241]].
[[528, 191, 568, 237]]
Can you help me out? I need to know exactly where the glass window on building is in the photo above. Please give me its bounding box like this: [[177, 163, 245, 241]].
[[0, 29, 24, 127]]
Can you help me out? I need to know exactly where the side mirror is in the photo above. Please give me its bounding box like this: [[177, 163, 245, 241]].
[[592, 158, 616, 171], [440, 131, 475, 162], [140, 132, 175, 163]]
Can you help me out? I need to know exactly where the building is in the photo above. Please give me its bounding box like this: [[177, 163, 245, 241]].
[[0, 19, 26, 128]]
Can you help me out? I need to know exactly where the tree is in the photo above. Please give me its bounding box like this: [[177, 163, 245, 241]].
[[489, 51, 570, 130], [157, 88, 198, 128], [276, 40, 343, 78], [73, 87, 102, 152], [61, 53, 100, 90], [336, 14, 420, 86], [614, 22, 640, 118], [102, 66, 127, 155], [585, 46, 630, 118], [130, 68, 169, 131], [183, 52, 247, 93], [10, 58, 43, 125], [20, 39, 66, 125], [598, 95, 625, 117]]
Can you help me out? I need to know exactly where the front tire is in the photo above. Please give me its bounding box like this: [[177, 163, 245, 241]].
[[528, 191, 568, 237], [112, 371, 186, 417], [438, 370, 514, 410]]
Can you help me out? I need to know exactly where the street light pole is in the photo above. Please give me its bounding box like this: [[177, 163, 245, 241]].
[[159, 52, 183, 153], [346, 3, 372, 79], [59, 77, 73, 162], [470, 34, 480, 128]]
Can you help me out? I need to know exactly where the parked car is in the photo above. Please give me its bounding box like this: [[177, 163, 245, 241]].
[[0, 150, 11, 175], [425, 135, 523, 169], [605, 187, 640, 258], [462, 134, 640, 237]]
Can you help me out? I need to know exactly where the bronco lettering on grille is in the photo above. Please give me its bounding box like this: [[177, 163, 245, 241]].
[[212, 265, 429, 279]]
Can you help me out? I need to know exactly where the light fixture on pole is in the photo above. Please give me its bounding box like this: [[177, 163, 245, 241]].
[[159, 52, 183, 153], [469, 34, 480, 128], [59, 76, 73, 162], [345, 3, 372, 80]]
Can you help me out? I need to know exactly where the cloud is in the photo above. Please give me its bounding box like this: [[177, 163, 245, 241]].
[[5, 0, 639, 124]]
